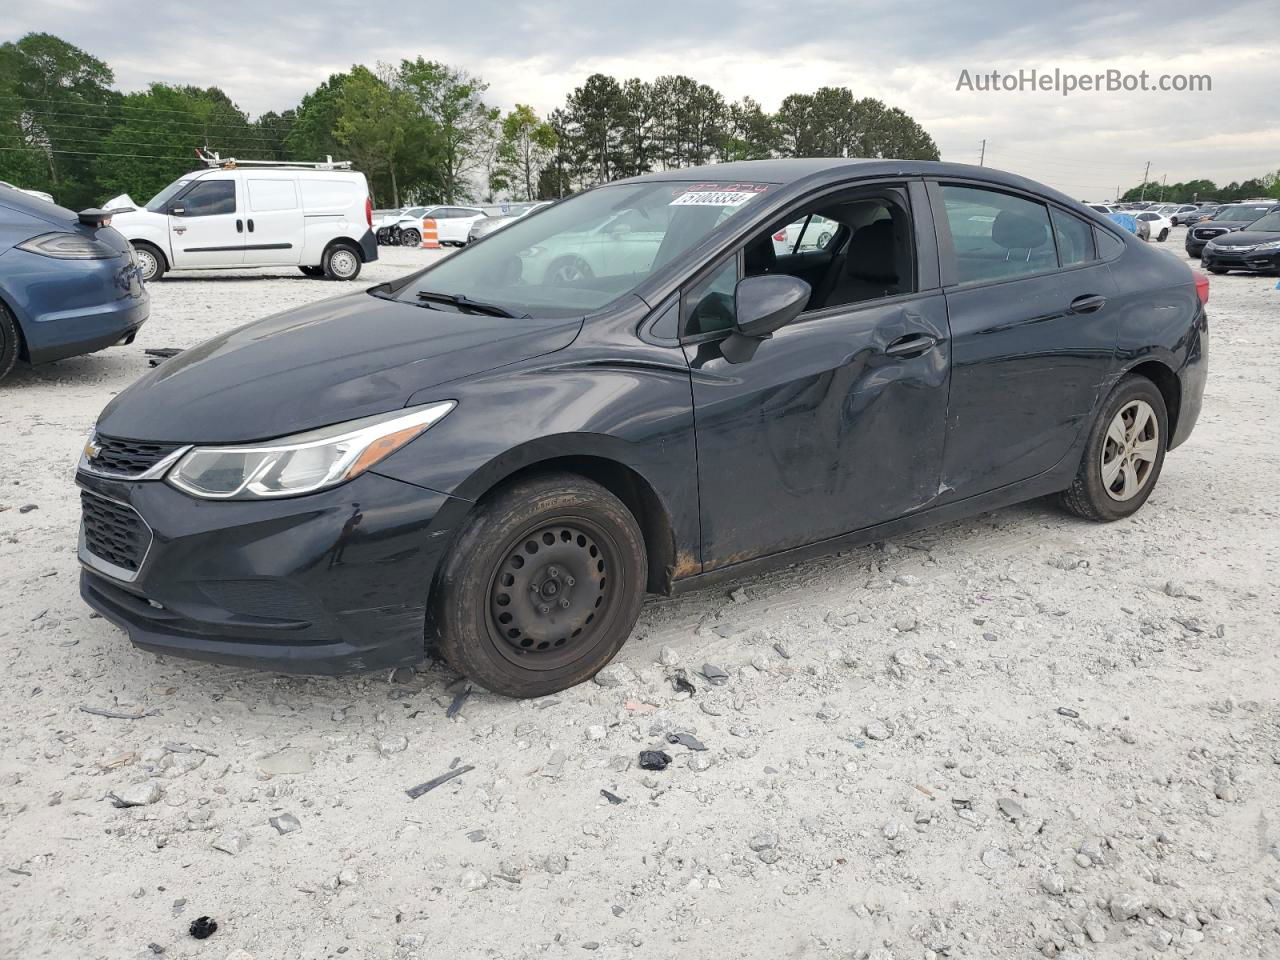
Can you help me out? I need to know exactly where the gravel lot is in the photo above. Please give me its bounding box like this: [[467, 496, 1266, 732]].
[[2, 232, 1278, 960]]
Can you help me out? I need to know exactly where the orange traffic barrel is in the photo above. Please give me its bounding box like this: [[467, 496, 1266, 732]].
[[421, 218, 440, 249]]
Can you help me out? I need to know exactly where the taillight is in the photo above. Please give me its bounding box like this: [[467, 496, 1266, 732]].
[[1192, 268, 1209, 306], [773, 230, 787, 242], [365, 196, 373, 229]]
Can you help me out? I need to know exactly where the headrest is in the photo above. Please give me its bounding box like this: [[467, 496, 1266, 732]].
[[745, 236, 776, 275], [847, 218, 898, 284], [992, 210, 1049, 250]]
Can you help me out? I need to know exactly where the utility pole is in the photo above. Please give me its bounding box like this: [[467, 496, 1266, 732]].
[[1139, 161, 1151, 201], [979, 139, 986, 167], [1161, 174, 1167, 201]]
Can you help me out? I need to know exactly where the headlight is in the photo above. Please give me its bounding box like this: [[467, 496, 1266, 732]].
[[167, 402, 455, 500], [16, 232, 118, 259], [1253, 239, 1280, 251]]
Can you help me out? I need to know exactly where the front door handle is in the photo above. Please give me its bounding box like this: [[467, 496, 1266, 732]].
[[1069, 294, 1107, 314], [884, 333, 938, 359], [236, 219, 243, 233], [173, 226, 186, 235]]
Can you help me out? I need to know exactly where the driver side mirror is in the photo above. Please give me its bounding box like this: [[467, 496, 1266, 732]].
[[168, 204, 186, 217], [721, 274, 811, 364]]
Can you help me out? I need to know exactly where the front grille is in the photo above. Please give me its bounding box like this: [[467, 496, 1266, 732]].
[[89, 435, 184, 476], [1192, 227, 1229, 241], [81, 492, 152, 573]]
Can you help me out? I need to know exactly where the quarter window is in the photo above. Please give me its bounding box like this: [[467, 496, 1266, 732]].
[[683, 257, 738, 336], [177, 180, 236, 217], [1051, 208, 1096, 266], [942, 185, 1055, 284]]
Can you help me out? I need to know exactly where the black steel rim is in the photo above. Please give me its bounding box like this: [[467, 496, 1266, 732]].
[[486, 517, 617, 671]]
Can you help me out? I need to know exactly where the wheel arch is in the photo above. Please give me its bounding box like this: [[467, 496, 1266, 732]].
[[0, 288, 30, 362], [449, 450, 682, 596], [1122, 359, 1181, 438], [324, 236, 368, 262]]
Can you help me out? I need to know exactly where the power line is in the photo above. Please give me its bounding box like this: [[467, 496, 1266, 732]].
[[0, 145, 205, 161], [9, 112, 295, 140], [0, 94, 295, 124]]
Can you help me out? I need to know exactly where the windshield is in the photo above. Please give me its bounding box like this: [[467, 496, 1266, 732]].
[[1245, 211, 1280, 232], [1217, 205, 1272, 222], [394, 180, 771, 317], [145, 179, 191, 212]]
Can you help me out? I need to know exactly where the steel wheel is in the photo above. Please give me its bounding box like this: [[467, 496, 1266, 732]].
[[134, 245, 163, 282], [324, 245, 361, 281], [1100, 400, 1159, 501], [487, 520, 615, 669]]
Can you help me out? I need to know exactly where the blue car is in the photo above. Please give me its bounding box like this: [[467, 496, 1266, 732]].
[[0, 186, 148, 381]]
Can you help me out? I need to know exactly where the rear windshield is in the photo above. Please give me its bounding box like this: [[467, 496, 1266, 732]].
[[394, 180, 771, 318]]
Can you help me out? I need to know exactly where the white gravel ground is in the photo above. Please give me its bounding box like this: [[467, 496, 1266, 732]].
[[1, 232, 1278, 960]]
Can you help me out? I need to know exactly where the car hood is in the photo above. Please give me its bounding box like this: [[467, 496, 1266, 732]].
[[95, 290, 584, 444], [1208, 229, 1280, 247]]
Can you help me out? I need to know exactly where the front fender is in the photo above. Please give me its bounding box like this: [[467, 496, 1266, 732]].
[[371, 325, 700, 576]]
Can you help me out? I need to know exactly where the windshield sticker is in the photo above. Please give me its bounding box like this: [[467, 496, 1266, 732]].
[[669, 183, 769, 207]]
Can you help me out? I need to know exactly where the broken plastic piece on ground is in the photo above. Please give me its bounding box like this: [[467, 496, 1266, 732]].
[[145, 347, 183, 367], [188, 916, 217, 939], [446, 687, 471, 718], [1056, 707, 1080, 718], [406, 764, 474, 799], [600, 789, 626, 804], [700, 663, 729, 685], [638, 750, 672, 771], [671, 673, 696, 696], [666, 732, 707, 751]]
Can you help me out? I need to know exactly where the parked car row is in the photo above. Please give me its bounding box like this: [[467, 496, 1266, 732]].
[[376, 205, 487, 246], [1187, 201, 1280, 273]]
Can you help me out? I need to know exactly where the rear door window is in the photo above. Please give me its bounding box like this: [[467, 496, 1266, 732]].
[[941, 185, 1056, 284]]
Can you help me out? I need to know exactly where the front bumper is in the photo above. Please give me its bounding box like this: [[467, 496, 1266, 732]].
[[76, 469, 461, 674], [1200, 246, 1280, 274]]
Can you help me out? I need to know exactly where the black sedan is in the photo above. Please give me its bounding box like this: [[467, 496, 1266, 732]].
[[76, 159, 1209, 697], [1199, 209, 1280, 274]]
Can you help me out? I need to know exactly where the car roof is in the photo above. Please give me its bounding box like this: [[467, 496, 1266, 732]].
[[611, 158, 1090, 211]]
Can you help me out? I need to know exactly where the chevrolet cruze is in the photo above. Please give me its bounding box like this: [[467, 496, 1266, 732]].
[[76, 159, 1208, 697]]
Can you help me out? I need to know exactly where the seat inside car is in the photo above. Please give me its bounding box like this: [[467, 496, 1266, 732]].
[[821, 218, 902, 306]]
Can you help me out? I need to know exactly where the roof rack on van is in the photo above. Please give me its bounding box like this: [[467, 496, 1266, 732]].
[[194, 149, 353, 171]]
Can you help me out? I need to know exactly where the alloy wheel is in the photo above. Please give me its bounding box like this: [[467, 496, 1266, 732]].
[[1100, 399, 1159, 501]]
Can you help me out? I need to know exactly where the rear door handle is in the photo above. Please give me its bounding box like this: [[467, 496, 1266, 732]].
[[1069, 294, 1107, 314], [884, 333, 938, 358], [247, 218, 254, 233]]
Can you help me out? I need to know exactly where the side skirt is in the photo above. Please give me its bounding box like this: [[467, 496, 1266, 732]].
[[669, 467, 1073, 597]]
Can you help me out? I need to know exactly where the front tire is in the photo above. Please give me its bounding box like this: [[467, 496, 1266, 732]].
[[543, 256, 593, 285], [432, 473, 647, 699], [322, 243, 362, 281], [401, 228, 421, 247], [1060, 376, 1168, 522], [0, 301, 20, 382], [133, 242, 165, 282]]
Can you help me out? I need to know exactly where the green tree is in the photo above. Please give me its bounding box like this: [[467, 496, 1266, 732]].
[[565, 73, 625, 184], [332, 65, 418, 206], [720, 97, 777, 161], [93, 84, 261, 202], [0, 32, 117, 207], [398, 58, 497, 203], [491, 104, 556, 201], [287, 73, 349, 163]]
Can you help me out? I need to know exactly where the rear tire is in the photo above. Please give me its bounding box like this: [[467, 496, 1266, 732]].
[[1060, 376, 1168, 522], [0, 301, 20, 382], [133, 242, 165, 282], [322, 243, 362, 281], [1157, 228, 1169, 242], [432, 473, 647, 699]]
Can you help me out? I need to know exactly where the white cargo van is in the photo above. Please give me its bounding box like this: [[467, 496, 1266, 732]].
[[106, 156, 377, 282]]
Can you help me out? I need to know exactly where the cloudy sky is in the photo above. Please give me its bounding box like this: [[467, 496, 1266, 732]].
[[12, 0, 1278, 199]]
